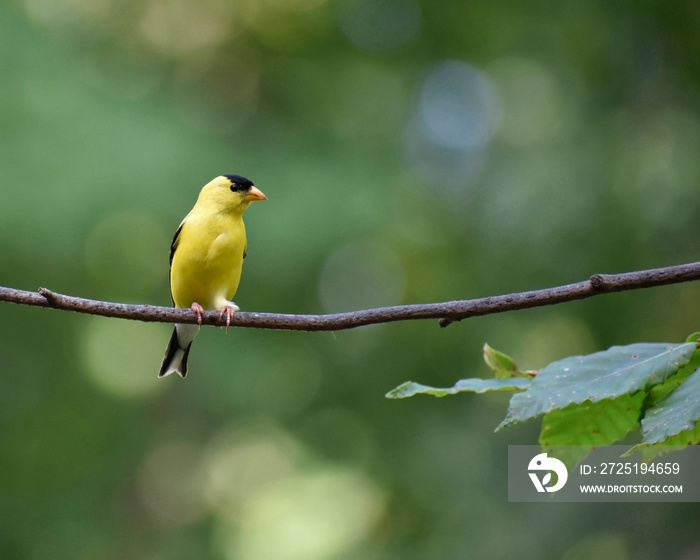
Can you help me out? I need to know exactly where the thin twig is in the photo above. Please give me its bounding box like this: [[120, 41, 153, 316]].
[[1, 261, 699, 332]]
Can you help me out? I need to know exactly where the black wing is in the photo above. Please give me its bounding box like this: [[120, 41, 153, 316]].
[[243, 244, 247, 260], [168, 223, 184, 303], [170, 223, 183, 267]]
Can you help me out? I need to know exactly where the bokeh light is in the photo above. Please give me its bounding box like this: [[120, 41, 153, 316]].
[[489, 57, 568, 147], [139, 0, 236, 55], [81, 317, 166, 398], [21, 0, 114, 26], [203, 423, 298, 515], [203, 422, 385, 560], [418, 60, 500, 150], [405, 60, 501, 194], [218, 467, 385, 560]]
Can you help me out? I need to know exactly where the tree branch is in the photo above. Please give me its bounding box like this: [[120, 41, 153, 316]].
[[1, 261, 699, 332]]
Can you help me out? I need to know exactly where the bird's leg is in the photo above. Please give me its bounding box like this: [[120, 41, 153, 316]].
[[219, 304, 238, 333], [191, 302, 205, 327]]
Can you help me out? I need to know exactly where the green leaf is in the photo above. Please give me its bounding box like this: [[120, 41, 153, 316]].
[[639, 365, 700, 445], [482, 343, 535, 378], [539, 392, 646, 470], [497, 342, 696, 430], [625, 425, 700, 461], [483, 343, 520, 378], [386, 378, 532, 399], [640, 340, 700, 445], [643, 347, 700, 409], [686, 331, 700, 344]]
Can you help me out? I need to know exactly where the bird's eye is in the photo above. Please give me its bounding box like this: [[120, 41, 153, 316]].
[[230, 184, 240, 192]]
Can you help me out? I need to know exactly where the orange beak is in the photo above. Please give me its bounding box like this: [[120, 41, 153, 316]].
[[245, 186, 268, 202]]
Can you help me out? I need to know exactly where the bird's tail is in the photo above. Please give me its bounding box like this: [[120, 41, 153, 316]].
[[158, 324, 199, 378]]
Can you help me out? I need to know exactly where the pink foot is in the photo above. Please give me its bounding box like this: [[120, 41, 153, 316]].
[[219, 305, 237, 332], [191, 302, 205, 326]]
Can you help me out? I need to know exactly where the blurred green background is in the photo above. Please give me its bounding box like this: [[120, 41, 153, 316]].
[[2, 0, 700, 558]]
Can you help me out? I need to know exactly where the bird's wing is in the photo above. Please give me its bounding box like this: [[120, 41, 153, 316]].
[[243, 244, 247, 260], [168, 222, 184, 304], [170, 223, 184, 267]]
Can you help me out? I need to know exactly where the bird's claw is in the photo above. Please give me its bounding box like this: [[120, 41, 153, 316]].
[[191, 302, 205, 327], [220, 305, 237, 333]]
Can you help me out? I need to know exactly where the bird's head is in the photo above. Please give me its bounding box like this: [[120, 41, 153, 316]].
[[201, 174, 267, 213]]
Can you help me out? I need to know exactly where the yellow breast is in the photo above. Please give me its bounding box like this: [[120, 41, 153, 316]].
[[170, 210, 247, 310]]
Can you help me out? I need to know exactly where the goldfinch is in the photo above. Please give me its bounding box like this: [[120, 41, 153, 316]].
[[158, 174, 267, 378]]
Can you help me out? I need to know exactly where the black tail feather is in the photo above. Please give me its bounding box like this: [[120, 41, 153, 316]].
[[158, 327, 192, 378]]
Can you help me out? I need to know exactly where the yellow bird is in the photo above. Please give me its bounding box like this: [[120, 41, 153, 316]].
[[158, 174, 267, 378]]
